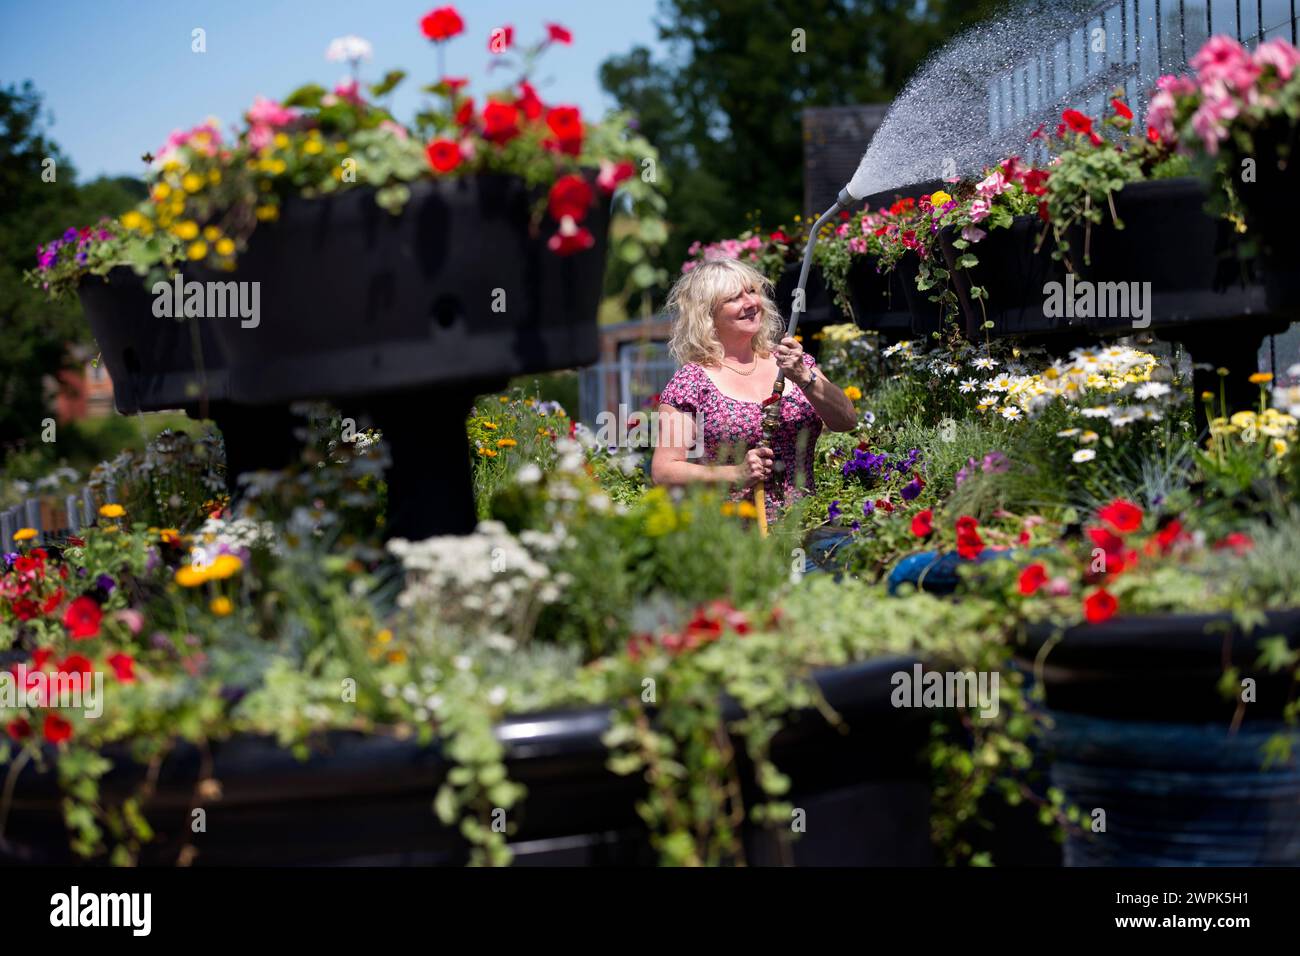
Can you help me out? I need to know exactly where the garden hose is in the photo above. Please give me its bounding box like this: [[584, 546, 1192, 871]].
[[753, 194, 848, 539]]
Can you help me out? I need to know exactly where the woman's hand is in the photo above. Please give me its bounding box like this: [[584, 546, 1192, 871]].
[[738, 446, 775, 487], [774, 336, 809, 385]]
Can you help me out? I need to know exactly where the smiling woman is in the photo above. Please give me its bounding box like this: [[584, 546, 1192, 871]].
[[650, 258, 857, 524]]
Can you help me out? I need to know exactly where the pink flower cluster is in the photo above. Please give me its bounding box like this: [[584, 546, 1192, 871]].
[[682, 234, 765, 272], [155, 118, 224, 165], [1147, 35, 1300, 155], [245, 96, 300, 152]]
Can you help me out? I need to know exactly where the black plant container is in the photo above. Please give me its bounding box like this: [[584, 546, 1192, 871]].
[[773, 261, 847, 357], [0, 656, 933, 866], [76, 267, 230, 415], [204, 174, 610, 406], [1236, 121, 1300, 317], [845, 257, 911, 342], [1017, 611, 1300, 866]]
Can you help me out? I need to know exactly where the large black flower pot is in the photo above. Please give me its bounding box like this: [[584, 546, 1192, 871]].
[[0, 656, 933, 866], [845, 257, 911, 342], [1235, 122, 1300, 317], [1017, 610, 1300, 866], [1069, 176, 1290, 424], [76, 267, 230, 415], [204, 174, 609, 406], [774, 262, 846, 357]]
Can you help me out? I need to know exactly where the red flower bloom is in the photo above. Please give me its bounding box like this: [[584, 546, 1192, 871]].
[[481, 100, 521, 144], [106, 652, 136, 683], [441, 76, 468, 94], [454, 97, 475, 126], [515, 81, 544, 121], [41, 588, 64, 614], [13, 555, 39, 575], [63, 596, 102, 640], [1018, 563, 1048, 596], [1146, 125, 1161, 144], [1022, 168, 1050, 196], [955, 515, 984, 560], [597, 159, 635, 194], [876, 498, 895, 513], [1214, 531, 1254, 555], [1037, 201, 1050, 223], [425, 138, 462, 173], [1062, 109, 1093, 134], [1083, 588, 1118, 624], [6, 718, 31, 741], [420, 6, 465, 42], [548, 174, 593, 222], [1111, 98, 1133, 120], [31, 648, 52, 672], [911, 509, 933, 538], [11, 598, 40, 621], [546, 23, 573, 44], [1028, 122, 1046, 140], [1088, 130, 1104, 147], [42, 712, 73, 744], [58, 653, 94, 676], [547, 225, 595, 255], [1098, 498, 1143, 534], [544, 106, 584, 156], [1087, 526, 1125, 554]]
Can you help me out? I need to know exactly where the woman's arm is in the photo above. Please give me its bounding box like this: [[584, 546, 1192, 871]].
[[650, 404, 774, 489], [777, 339, 857, 432]]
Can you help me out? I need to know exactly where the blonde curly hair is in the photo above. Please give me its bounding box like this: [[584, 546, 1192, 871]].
[[665, 258, 785, 366]]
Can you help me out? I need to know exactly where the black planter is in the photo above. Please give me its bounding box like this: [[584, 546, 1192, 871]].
[[76, 267, 229, 415], [1235, 121, 1300, 317], [845, 257, 911, 342], [773, 262, 847, 356], [0, 656, 932, 866], [204, 174, 610, 406], [1017, 610, 1300, 866]]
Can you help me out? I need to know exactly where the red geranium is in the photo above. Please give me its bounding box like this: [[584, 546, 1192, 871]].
[[454, 97, 475, 126], [106, 652, 136, 683], [63, 596, 102, 640], [1062, 109, 1093, 134], [546, 23, 572, 45], [515, 81, 544, 121], [955, 515, 984, 560], [1150, 518, 1185, 556], [425, 138, 462, 173], [1098, 498, 1143, 534], [1022, 168, 1050, 196], [481, 100, 521, 144], [544, 106, 584, 156], [13, 555, 39, 575], [548, 174, 593, 222], [1147, 125, 1161, 144], [1083, 588, 1118, 624], [6, 718, 31, 741], [547, 224, 595, 255], [11, 598, 40, 621], [420, 6, 465, 41], [1111, 98, 1133, 121], [1018, 563, 1048, 596], [41, 588, 64, 614], [911, 509, 933, 538], [43, 712, 73, 744], [58, 653, 94, 676]]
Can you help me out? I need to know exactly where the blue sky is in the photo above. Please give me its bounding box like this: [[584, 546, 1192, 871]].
[[1, 0, 667, 181]]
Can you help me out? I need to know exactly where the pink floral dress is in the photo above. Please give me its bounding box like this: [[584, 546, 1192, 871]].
[[658, 353, 823, 523]]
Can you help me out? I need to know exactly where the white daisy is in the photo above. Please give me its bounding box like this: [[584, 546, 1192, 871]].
[[972, 356, 999, 370], [1079, 430, 1099, 444], [959, 379, 980, 394], [1056, 428, 1080, 437], [1072, 448, 1097, 463], [1000, 406, 1023, 421], [1134, 382, 1171, 400], [1080, 406, 1113, 418]]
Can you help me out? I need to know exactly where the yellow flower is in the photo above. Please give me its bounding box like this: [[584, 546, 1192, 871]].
[[481, 421, 498, 430], [12, 528, 37, 542], [496, 438, 517, 448], [152, 183, 172, 201], [1273, 439, 1289, 456], [720, 502, 737, 516], [737, 500, 758, 519], [98, 503, 125, 519], [207, 168, 222, 186], [303, 138, 324, 155], [186, 240, 208, 260], [387, 650, 407, 664], [120, 210, 146, 231], [255, 205, 279, 222], [843, 385, 862, 401], [159, 528, 182, 545], [931, 190, 953, 207], [1200, 391, 1215, 401], [215, 238, 235, 256], [1250, 372, 1274, 384], [181, 172, 204, 193], [376, 629, 393, 645], [499, 396, 510, 403], [202, 225, 221, 242], [209, 596, 233, 617], [207, 554, 244, 580], [175, 565, 208, 587], [477, 447, 498, 458], [174, 220, 199, 240], [273, 132, 290, 150]]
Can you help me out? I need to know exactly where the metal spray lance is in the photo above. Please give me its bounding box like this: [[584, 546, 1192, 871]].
[[754, 186, 859, 537]]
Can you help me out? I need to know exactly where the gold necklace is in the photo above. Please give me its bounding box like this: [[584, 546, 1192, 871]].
[[719, 357, 758, 376]]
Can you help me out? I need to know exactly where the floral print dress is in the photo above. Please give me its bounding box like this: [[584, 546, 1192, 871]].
[[658, 353, 823, 523]]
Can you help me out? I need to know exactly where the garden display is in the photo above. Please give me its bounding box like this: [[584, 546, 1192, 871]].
[[7, 27, 1300, 872]]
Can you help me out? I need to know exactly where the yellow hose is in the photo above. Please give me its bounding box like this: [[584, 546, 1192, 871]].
[[755, 482, 768, 537]]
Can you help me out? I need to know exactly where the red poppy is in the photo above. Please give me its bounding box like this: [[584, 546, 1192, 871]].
[[481, 100, 521, 144], [547, 225, 595, 255], [515, 81, 544, 121], [1111, 98, 1133, 121], [546, 23, 572, 44], [420, 6, 465, 42], [58, 653, 94, 677], [43, 712, 73, 744], [1098, 498, 1143, 534], [544, 106, 584, 156], [63, 596, 102, 640], [548, 174, 593, 222], [911, 509, 933, 538], [1083, 588, 1118, 624], [454, 97, 475, 126], [1018, 563, 1048, 596], [6, 718, 31, 741], [1062, 109, 1093, 134], [488, 24, 515, 52], [425, 138, 462, 173], [106, 652, 136, 683]]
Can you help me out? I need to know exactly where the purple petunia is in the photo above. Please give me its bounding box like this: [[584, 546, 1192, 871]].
[[900, 477, 924, 501], [863, 500, 875, 517], [96, 573, 115, 594], [828, 500, 841, 523]]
